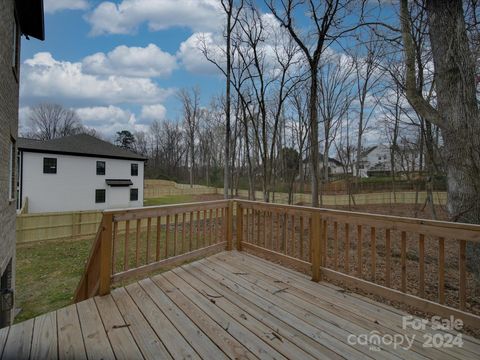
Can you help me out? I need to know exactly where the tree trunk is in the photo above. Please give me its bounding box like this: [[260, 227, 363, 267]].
[[310, 68, 320, 207]]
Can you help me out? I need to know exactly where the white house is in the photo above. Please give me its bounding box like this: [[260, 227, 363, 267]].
[[351, 144, 423, 177], [17, 134, 146, 213]]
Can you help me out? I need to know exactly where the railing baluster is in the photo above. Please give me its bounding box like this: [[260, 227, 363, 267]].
[[419, 234, 425, 298], [371, 226, 376, 281], [459, 239, 466, 310], [309, 217, 312, 263], [300, 216, 304, 261], [165, 215, 170, 258], [215, 208, 221, 244], [291, 214, 295, 257], [203, 210, 207, 248], [146, 218, 151, 264], [124, 220, 130, 270], [197, 210, 201, 248], [221, 208, 226, 243], [322, 220, 327, 266], [135, 219, 141, 267], [209, 209, 213, 246], [263, 211, 267, 248], [182, 212, 187, 252], [250, 208, 255, 244], [401, 231, 407, 292], [385, 228, 391, 287], [345, 223, 350, 273], [174, 214, 178, 256], [357, 225, 362, 277], [439, 237, 445, 304], [156, 217, 160, 261], [236, 205, 243, 251], [189, 211, 194, 251], [334, 221, 338, 271], [257, 210, 261, 246], [112, 221, 118, 274], [270, 211, 274, 250], [277, 212, 281, 252], [283, 213, 288, 255]]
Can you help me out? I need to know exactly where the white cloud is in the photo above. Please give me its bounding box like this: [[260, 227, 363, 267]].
[[140, 104, 167, 121], [21, 52, 174, 106], [76, 105, 143, 137], [44, 0, 89, 13], [86, 0, 223, 36], [82, 44, 177, 78], [177, 32, 221, 74]]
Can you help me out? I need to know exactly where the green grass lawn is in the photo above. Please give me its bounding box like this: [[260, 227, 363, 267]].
[[15, 238, 93, 323]]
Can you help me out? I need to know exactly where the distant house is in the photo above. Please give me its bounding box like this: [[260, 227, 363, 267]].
[[351, 144, 423, 177], [318, 154, 344, 176], [1, 0, 44, 327], [17, 134, 147, 213]]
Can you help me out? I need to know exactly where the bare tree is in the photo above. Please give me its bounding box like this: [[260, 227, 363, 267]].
[[268, 0, 355, 207], [201, 0, 244, 198], [25, 103, 84, 140], [178, 87, 201, 188]]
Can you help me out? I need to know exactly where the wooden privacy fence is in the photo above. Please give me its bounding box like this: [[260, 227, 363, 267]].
[[74, 200, 232, 302], [16, 210, 102, 243], [74, 199, 480, 330]]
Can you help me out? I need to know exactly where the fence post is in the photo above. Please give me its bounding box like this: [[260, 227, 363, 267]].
[[236, 202, 243, 251], [226, 200, 233, 251], [311, 212, 323, 282], [99, 213, 113, 296]]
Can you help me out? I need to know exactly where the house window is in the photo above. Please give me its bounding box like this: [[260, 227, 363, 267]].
[[95, 189, 106, 203], [96, 161, 105, 175], [131, 163, 138, 176], [130, 188, 138, 201], [8, 139, 15, 200], [43, 158, 57, 174]]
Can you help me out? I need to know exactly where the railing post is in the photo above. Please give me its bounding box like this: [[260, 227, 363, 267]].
[[226, 201, 233, 251], [311, 212, 323, 282], [236, 202, 243, 251], [99, 213, 113, 296]]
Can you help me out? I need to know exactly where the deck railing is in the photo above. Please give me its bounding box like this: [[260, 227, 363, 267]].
[[75, 199, 480, 330], [74, 200, 232, 302], [236, 200, 480, 329]]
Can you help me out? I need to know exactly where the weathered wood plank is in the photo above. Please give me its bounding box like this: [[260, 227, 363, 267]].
[[2, 318, 34, 360], [111, 287, 172, 359], [76, 299, 115, 360], [57, 304, 87, 360], [125, 282, 200, 359], [139, 278, 230, 360], [95, 295, 143, 360], [149, 274, 253, 360], [31, 312, 58, 360]]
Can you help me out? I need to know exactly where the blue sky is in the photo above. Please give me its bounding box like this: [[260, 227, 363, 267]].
[[20, 0, 396, 141], [20, 0, 229, 138]]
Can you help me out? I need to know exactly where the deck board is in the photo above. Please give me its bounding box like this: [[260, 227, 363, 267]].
[[1, 251, 479, 360]]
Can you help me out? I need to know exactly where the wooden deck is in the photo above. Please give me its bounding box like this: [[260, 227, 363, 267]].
[[1, 252, 479, 360]]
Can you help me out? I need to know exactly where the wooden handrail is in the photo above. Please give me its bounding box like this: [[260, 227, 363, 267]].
[[74, 198, 480, 331], [73, 200, 233, 303]]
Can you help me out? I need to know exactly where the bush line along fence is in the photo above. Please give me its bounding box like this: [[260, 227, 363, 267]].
[[16, 180, 447, 244]]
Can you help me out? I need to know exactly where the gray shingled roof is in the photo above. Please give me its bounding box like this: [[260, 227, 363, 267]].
[[18, 134, 147, 161]]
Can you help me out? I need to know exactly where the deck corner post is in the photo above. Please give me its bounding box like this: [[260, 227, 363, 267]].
[[99, 213, 113, 296], [226, 200, 234, 251], [311, 212, 323, 282], [236, 202, 243, 251]]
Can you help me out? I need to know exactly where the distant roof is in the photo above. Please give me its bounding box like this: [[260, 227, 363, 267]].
[[18, 134, 147, 161], [15, 0, 45, 41]]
